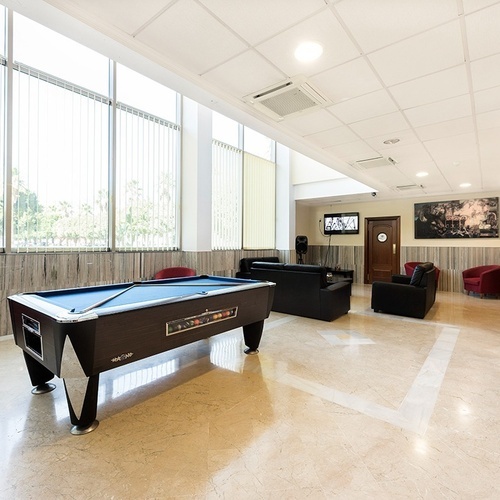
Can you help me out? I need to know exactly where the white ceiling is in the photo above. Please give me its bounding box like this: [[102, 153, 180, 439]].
[[9, 0, 500, 205]]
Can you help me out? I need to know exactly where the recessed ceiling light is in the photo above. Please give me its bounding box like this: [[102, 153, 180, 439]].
[[416, 171, 428, 177], [383, 138, 400, 145], [459, 182, 471, 188], [294, 41, 323, 62]]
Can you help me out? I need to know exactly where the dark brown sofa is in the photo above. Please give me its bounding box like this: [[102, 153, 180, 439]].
[[248, 262, 350, 321]]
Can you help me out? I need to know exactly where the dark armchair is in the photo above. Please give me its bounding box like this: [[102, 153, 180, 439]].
[[462, 265, 500, 298], [371, 262, 437, 319]]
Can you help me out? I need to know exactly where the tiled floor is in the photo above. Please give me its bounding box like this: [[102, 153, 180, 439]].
[[1, 285, 499, 499]]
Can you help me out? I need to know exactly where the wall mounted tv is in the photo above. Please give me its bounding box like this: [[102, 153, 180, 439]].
[[324, 212, 359, 235]]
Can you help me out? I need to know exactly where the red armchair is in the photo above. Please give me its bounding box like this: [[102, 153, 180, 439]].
[[154, 266, 196, 279], [404, 261, 440, 285], [462, 265, 500, 298]]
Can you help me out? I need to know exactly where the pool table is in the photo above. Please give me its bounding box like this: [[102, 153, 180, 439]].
[[8, 275, 275, 434]]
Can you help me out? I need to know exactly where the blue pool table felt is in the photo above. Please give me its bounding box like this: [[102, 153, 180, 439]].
[[34, 277, 245, 313]]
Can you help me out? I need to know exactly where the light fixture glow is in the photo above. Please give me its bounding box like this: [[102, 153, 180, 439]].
[[459, 182, 471, 188], [294, 41, 323, 62], [383, 138, 400, 145], [416, 172, 428, 177]]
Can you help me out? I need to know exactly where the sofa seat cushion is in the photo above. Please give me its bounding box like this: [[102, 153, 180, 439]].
[[463, 277, 480, 286]]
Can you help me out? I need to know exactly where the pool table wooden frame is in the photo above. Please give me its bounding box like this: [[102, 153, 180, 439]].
[[8, 276, 275, 434]]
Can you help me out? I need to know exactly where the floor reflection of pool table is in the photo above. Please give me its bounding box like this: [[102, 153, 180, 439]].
[[8, 275, 275, 434]]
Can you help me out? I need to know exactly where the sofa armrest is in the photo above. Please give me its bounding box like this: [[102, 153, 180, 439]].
[[319, 281, 351, 321], [391, 274, 411, 284], [480, 267, 500, 293], [371, 281, 429, 319]]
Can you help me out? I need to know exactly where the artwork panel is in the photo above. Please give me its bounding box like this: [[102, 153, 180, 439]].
[[414, 197, 498, 239]]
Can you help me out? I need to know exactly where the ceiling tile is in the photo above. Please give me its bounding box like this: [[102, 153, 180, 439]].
[[379, 143, 432, 166], [255, 10, 360, 77], [198, 0, 326, 45], [364, 129, 420, 151], [389, 65, 469, 109], [280, 109, 343, 136], [478, 127, 500, 159], [465, 2, 500, 60], [324, 140, 378, 162], [355, 166, 412, 188], [60, 0, 169, 35], [424, 133, 478, 163], [462, 0, 500, 13], [474, 86, 500, 113], [135, 0, 248, 75], [414, 117, 475, 141], [476, 110, 500, 131], [349, 111, 409, 139], [404, 95, 472, 128], [334, 0, 458, 52], [328, 89, 398, 124], [305, 126, 359, 148], [368, 21, 464, 86], [202, 50, 285, 98], [310, 57, 382, 103], [470, 54, 500, 92]]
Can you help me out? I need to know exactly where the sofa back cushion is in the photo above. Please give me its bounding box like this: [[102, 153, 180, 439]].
[[251, 262, 329, 288], [410, 262, 434, 286], [238, 257, 279, 274]]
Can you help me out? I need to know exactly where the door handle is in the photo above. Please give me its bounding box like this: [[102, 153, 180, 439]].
[[393, 244, 396, 255]]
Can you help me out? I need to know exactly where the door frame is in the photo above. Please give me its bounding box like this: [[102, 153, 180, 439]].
[[364, 216, 401, 284]]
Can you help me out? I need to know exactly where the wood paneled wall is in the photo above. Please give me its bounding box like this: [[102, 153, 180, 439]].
[[305, 244, 500, 294], [1, 245, 497, 336], [0, 249, 282, 337]]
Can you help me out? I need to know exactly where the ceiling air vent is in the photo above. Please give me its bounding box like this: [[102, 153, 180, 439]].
[[243, 76, 331, 120], [394, 184, 424, 191], [353, 156, 397, 170]]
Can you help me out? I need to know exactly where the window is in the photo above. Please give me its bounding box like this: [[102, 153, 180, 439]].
[[212, 112, 276, 250], [11, 14, 109, 251], [7, 16, 180, 252], [115, 64, 180, 250], [212, 141, 242, 250], [0, 7, 5, 248]]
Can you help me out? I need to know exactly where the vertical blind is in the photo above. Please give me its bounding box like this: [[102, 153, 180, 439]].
[[115, 104, 180, 250], [211, 140, 243, 250], [243, 152, 276, 249], [11, 64, 109, 251]]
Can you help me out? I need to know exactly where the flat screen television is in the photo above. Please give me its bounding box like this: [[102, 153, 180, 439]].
[[324, 212, 359, 235]]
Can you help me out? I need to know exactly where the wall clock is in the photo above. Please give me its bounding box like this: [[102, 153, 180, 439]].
[[377, 232, 387, 242]]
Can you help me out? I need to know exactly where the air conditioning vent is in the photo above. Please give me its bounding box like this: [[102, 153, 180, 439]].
[[352, 156, 397, 169], [244, 76, 331, 120], [394, 184, 424, 191]]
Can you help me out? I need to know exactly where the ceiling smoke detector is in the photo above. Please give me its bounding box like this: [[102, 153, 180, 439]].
[[244, 76, 331, 120]]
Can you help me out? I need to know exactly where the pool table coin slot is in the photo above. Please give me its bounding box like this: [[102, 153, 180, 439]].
[[166, 306, 238, 336], [21, 314, 43, 360]]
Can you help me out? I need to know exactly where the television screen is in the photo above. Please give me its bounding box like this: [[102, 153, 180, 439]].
[[324, 212, 359, 235]]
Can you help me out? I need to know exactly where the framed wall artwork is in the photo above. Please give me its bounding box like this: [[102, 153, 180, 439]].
[[414, 197, 498, 239]]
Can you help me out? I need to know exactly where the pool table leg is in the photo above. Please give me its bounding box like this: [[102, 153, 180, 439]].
[[242, 320, 264, 354], [63, 374, 100, 435], [23, 351, 56, 394]]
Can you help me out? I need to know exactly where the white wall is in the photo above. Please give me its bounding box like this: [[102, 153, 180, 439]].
[[299, 191, 500, 248]]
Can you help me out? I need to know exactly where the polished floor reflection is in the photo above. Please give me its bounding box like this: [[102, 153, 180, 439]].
[[1, 285, 499, 499]]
